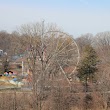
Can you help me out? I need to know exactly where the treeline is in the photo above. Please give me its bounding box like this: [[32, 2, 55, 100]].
[[0, 22, 110, 110]]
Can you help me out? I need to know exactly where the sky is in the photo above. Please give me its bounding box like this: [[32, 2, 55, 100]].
[[0, 0, 110, 37]]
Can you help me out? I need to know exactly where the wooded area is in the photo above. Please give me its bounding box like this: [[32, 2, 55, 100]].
[[0, 22, 110, 110]]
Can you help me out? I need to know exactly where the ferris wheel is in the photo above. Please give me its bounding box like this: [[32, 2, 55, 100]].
[[42, 31, 80, 84]]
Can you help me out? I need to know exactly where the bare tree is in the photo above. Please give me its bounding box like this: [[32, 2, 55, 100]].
[[76, 33, 94, 55], [17, 21, 79, 110], [0, 31, 11, 53], [94, 32, 110, 64]]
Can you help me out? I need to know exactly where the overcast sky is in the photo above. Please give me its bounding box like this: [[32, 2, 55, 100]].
[[0, 0, 110, 37]]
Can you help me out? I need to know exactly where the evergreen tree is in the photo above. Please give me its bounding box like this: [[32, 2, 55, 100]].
[[77, 45, 99, 92]]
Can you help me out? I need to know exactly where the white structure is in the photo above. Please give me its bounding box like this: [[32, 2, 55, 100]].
[[0, 49, 3, 56]]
